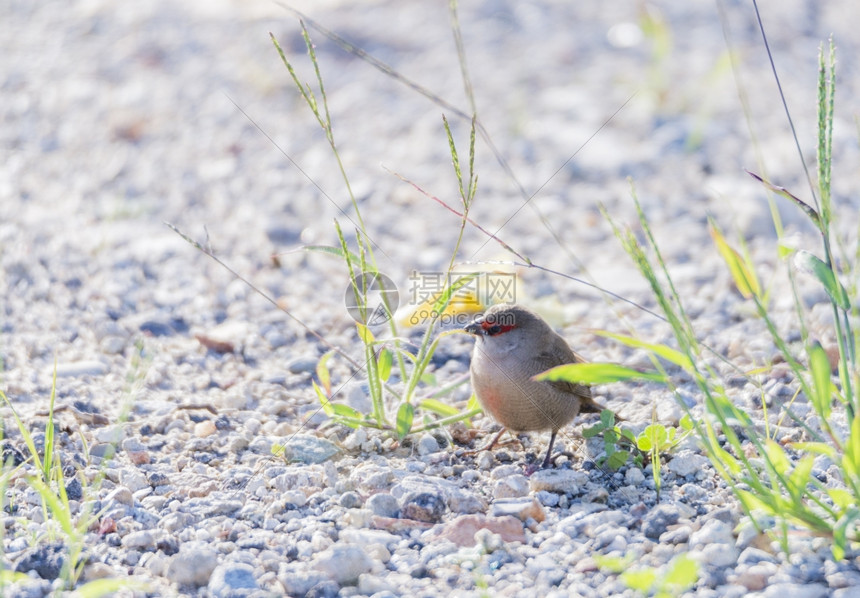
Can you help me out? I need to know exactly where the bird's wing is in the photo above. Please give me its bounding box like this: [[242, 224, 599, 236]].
[[532, 333, 604, 412], [532, 350, 593, 401]]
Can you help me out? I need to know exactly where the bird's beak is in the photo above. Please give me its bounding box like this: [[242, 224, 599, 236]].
[[464, 318, 484, 335]]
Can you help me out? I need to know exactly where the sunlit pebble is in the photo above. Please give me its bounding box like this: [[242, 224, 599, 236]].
[[127, 451, 150, 465], [194, 420, 217, 438], [607, 22, 643, 48], [300, 227, 317, 244]]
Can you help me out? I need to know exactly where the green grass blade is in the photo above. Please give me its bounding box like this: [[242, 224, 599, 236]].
[[431, 272, 480, 316], [312, 380, 333, 416], [0, 391, 44, 477], [794, 250, 850, 309], [316, 350, 335, 395], [331, 404, 363, 421], [74, 578, 149, 598], [302, 244, 363, 263], [809, 343, 833, 419], [842, 415, 860, 481], [28, 477, 74, 537], [827, 488, 855, 510], [595, 330, 694, 372], [788, 455, 814, 503], [832, 507, 860, 561], [535, 362, 666, 385], [621, 569, 658, 593], [662, 554, 699, 591], [418, 398, 460, 417]]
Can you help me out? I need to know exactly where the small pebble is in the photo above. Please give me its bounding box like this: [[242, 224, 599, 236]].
[[416, 434, 439, 456], [367, 493, 400, 519], [312, 545, 374, 585]]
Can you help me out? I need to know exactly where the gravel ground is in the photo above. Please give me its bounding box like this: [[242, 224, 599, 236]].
[[4, 0, 860, 596]]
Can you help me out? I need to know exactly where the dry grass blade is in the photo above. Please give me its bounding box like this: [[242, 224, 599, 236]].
[[745, 169, 821, 226]]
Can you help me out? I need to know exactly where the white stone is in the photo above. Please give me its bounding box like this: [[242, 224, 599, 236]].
[[625, 467, 646, 485], [312, 544, 374, 584], [493, 474, 529, 499], [166, 543, 218, 586], [665, 450, 709, 477]]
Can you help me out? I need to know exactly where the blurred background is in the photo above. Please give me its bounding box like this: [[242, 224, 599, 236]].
[[2, 0, 860, 390]]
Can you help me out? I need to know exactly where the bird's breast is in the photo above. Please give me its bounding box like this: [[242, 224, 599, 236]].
[[469, 346, 580, 433]]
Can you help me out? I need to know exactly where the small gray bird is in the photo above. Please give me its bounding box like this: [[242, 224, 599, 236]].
[[464, 303, 604, 468]]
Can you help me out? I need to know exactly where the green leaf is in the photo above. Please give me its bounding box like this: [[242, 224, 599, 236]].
[[842, 414, 860, 480], [710, 222, 761, 299], [396, 403, 414, 439], [596, 330, 695, 372], [466, 393, 481, 412], [583, 424, 602, 439], [620, 427, 637, 443], [808, 343, 833, 420], [641, 424, 669, 451], [75, 578, 149, 598], [712, 443, 742, 476], [316, 350, 335, 395], [331, 403, 364, 419], [0, 569, 34, 585], [312, 380, 333, 416], [535, 362, 666, 385], [764, 439, 791, 475], [418, 398, 460, 417], [788, 455, 814, 503], [331, 404, 364, 428], [736, 488, 775, 515], [794, 250, 850, 309], [832, 507, 860, 561], [377, 348, 393, 382], [663, 553, 699, 588], [604, 429, 619, 445], [607, 450, 629, 469], [707, 393, 753, 426], [356, 322, 375, 344], [621, 569, 658, 592], [826, 488, 855, 511], [28, 477, 73, 536], [593, 554, 633, 573], [601, 409, 615, 428], [637, 435, 653, 452]]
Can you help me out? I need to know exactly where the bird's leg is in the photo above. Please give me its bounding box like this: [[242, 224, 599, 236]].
[[484, 427, 509, 451], [464, 427, 508, 456], [540, 430, 559, 469]]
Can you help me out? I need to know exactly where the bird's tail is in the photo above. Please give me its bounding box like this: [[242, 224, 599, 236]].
[[579, 398, 604, 414], [580, 395, 625, 421]]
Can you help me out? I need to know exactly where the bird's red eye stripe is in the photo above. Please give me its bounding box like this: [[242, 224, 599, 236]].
[[481, 321, 516, 335]]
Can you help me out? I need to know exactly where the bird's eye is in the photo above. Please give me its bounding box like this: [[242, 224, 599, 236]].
[[486, 324, 502, 335]]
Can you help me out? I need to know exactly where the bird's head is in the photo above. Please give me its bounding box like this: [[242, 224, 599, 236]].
[[464, 303, 550, 347]]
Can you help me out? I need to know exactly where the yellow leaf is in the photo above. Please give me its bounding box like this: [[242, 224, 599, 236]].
[[710, 223, 761, 299]]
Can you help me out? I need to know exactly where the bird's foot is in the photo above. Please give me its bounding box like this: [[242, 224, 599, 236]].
[[462, 427, 514, 457], [523, 462, 541, 476]]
